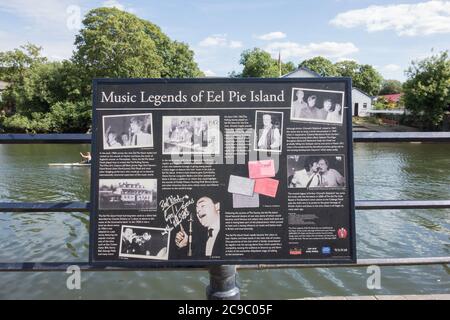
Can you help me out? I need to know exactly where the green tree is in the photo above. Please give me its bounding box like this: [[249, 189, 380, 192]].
[[239, 48, 295, 77], [282, 61, 296, 76], [334, 60, 359, 80], [335, 60, 383, 96], [356, 64, 383, 96], [1, 7, 204, 133], [72, 7, 164, 86], [73, 7, 203, 87], [379, 79, 403, 95], [403, 51, 450, 130], [0, 43, 46, 83], [139, 18, 203, 78], [299, 56, 338, 77], [0, 44, 47, 112], [0, 56, 90, 133], [162, 41, 204, 78], [240, 48, 277, 77]]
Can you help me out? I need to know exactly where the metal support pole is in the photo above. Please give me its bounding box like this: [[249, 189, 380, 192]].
[[206, 265, 240, 300]]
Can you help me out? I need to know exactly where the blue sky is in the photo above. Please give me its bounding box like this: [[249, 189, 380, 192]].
[[0, 0, 449, 81]]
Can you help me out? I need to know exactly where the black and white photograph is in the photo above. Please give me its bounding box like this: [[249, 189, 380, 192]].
[[102, 113, 153, 150], [99, 179, 157, 210], [162, 116, 220, 154], [287, 155, 346, 188], [254, 110, 283, 152], [174, 195, 221, 257], [290, 88, 344, 124], [119, 225, 169, 260]]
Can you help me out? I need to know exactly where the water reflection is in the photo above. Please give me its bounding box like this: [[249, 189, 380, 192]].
[[0, 143, 449, 299]]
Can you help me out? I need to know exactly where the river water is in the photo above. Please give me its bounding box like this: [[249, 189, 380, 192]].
[[0, 143, 448, 299]]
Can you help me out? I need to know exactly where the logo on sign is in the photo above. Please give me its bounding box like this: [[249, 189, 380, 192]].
[[337, 227, 348, 239], [322, 246, 331, 254], [289, 248, 302, 255]]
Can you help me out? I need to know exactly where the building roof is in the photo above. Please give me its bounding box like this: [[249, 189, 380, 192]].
[[281, 68, 373, 100], [281, 67, 321, 78], [352, 87, 374, 99], [379, 93, 403, 103]]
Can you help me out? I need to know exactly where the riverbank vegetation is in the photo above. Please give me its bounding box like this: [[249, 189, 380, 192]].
[[0, 7, 448, 133], [0, 7, 203, 133], [403, 51, 450, 131]]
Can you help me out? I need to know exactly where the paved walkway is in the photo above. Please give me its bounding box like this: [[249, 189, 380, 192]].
[[299, 294, 449, 300], [352, 119, 421, 133]]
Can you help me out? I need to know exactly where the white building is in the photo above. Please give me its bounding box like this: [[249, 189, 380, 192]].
[[282, 67, 373, 117], [0, 80, 8, 102], [351, 87, 372, 117]]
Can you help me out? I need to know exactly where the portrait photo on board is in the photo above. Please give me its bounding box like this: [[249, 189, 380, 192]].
[[119, 225, 169, 260], [99, 179, 157, 210], [173, 195, 221, 258], [253, 110, 283, 153], [102, 113, 153, 150], [162, 115, 220, 155], [287, 155, 346, 189], [290, 88, 344, 124]]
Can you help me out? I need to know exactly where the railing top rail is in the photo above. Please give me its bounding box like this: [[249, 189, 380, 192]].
[[0, 257, 448, 272], [0, 133, 91, 144], [1, 200, 450, 212], [353, 131, 450, 142], [1, 132, 450, 143]]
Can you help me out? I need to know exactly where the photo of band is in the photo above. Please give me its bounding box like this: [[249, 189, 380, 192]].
[[162, 116, 220, 154], [287, 155, 346, 188], [254, 110, 283, 152], [99, 179, 157, 210], [290, 88, 344, 124], [119, 226, 169, 260], [102, 113, 153, 150]]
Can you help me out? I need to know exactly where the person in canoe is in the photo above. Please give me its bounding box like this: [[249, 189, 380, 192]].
[[79, 152, 92, 164]]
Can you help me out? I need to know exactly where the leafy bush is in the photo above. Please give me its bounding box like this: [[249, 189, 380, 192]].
[[0, 8, 203, 133]]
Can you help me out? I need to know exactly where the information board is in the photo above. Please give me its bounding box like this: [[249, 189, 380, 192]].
[[90, 78, 356, 267]]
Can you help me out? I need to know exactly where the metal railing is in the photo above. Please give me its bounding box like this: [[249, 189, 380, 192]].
[[1, 132, 450, 299], [2, 132, 450, 144]]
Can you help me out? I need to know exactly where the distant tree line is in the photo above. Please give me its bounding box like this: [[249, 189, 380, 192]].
[[0, 7, 448, 132], [0, 7, 203, 133], [403, 51, 450, 130], [232, 51, 385, 97], [233, 49, 450, 130]]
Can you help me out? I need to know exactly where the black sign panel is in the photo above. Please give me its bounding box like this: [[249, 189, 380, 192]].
[[90, 78, 356, 267]]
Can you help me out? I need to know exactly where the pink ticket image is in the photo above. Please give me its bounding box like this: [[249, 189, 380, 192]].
[[254, 178, 279, 198], [248, 160, 275, 179]]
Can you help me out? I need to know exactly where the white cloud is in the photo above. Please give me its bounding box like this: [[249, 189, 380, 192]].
[[336, 57, 358, 63], [0, 0, 81, 61], [102, 0, 135, 13], [199, 34, 242, 48], [102, 0, 125, 11], [330, 1, 450, 36], [203, 69, 217, 77], [0, 30, 74, 61], [382, 64, 402, 72], [265, 41, 359, 60], [0, 0, 76, 27], [256, 31, 286, 41], [378, 64, 405, 81], [0, 0, 135, 61], [199, 35, 228, 47], [229, 41, 243, 48]]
